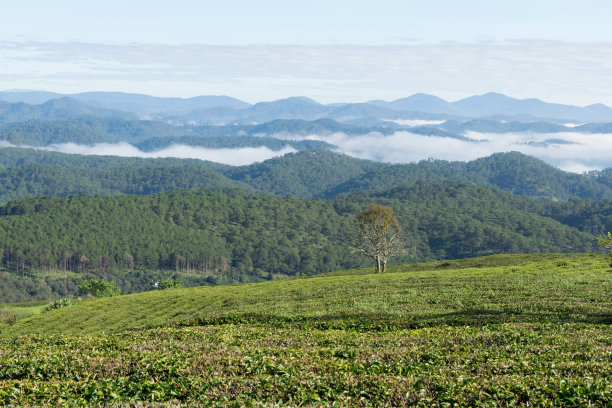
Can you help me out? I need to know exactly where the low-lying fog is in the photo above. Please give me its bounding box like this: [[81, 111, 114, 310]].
[[38, 143, 297, 166], [305, 130, 612, 173]]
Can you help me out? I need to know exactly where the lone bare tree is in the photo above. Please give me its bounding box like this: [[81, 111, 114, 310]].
[[350, 204, 402, 273]]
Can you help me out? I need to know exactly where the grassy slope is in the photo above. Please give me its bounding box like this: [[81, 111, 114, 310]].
[[0, 301, 47, 325], [3, 253, 610, 337]]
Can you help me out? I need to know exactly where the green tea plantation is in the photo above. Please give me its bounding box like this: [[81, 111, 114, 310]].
[[0, 254, 610, 406]]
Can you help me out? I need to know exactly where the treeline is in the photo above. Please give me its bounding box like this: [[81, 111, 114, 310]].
[[134, 135, 331, 152], [585, 167, 612, 190], [0, 191, 358, 277], [0, 182, 608, 301]]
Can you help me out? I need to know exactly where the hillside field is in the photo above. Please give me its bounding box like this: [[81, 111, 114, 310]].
[[0, 254, 610, 406]]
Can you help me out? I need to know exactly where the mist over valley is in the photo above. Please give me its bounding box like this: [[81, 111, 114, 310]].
[[1, 91, 612, 173]]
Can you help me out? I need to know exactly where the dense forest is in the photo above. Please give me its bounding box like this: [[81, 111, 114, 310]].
[[0, 181, 608, 302], [1, 148, 612, 205]]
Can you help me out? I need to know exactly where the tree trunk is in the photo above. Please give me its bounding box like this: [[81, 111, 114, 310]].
[[376, 256, 382, 273], [382, 258, 387, 273]]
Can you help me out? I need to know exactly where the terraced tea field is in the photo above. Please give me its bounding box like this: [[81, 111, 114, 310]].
[[0, 254, 610, 406]]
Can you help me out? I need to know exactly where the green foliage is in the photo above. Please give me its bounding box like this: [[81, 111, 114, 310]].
[[0, 117, 184, 145], [156, 278, 182, 289], [0, 324, 608, 406], [0, 311, 18, 326], [0, 301, 47, 325], [358, 203, 399, 230], [586, 167, 612, 189], [138, 134, 332, 151], [596, 231, 612, 251], [78, 280, 121, 298], [224, 150, 380, 198], [0, 118, 334, 152]]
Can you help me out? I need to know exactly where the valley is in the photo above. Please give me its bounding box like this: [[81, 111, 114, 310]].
[[0, 90, 611, 406]]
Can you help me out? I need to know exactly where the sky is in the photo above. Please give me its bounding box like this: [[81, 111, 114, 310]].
[[1, 0, 612, 105]]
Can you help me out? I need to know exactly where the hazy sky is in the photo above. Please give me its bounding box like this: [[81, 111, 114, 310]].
[[2, 0, 611, 105]]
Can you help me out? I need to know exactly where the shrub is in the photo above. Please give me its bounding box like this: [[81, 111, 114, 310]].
[[78, 280, 121, 297], [45, 298, 73, 312]]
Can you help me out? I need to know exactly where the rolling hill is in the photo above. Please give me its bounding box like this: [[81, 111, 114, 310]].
[[3, 254, 610, 337], [1, 148, 612, 204]]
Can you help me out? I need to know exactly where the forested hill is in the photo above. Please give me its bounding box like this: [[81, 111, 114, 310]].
[[223, 150, 612, 200], [0, 118, 333, 151], [1, 183, 609, 302], [323, 151, 612, 200], [222, 150, 381, 198], [1, 148, 612, 204], [0, 148, 253, 204]]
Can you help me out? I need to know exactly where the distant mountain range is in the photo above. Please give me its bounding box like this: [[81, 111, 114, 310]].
[[0, 90, 611, 176], [0, 91, 249, 116], [3, 90, 612, 123], [153, 97, 450, 125], [0, 97, 136, 123], [369, 92, 612, 123], [0, 106, 609, 153]]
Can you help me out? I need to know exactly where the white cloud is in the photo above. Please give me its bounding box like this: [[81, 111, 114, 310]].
[[2, 129, 612, 172], [303, 130, 612, 172], [36, 142, 296, 166], [1, 41, 612, 106]]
